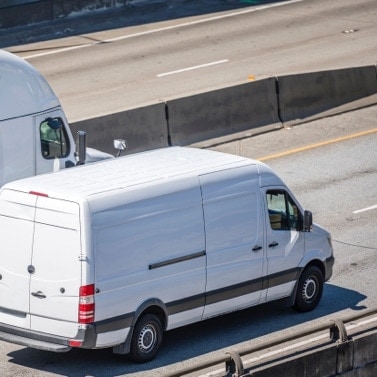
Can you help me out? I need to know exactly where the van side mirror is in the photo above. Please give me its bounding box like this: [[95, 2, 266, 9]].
[[114, 139, 127, 157], [303, 210, 313, 232]]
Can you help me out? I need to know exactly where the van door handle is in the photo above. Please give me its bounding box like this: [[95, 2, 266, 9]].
[[252, 245, 262, 252], [268, 241, 279, 248], [31, 291, 46, 299]]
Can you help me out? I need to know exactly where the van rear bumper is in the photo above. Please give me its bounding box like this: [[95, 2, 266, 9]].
[[0, 321, 97, 352]]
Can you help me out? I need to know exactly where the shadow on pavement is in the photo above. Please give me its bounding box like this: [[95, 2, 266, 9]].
[[6, 283, 367, 376]]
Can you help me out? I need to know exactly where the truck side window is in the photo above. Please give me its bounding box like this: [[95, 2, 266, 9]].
[[40, 118, 69, 159], [266, 190, 301, 231]]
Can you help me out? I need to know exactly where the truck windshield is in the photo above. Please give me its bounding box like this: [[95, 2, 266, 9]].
[[40, 117, 69, 159]]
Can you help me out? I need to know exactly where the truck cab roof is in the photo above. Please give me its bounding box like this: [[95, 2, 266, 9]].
[[0, 50, 60, 121]]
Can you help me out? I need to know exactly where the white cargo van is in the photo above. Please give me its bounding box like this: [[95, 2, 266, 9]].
[[0, 147, 334, 362]]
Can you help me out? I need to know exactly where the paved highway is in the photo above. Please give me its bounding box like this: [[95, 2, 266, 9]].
[[6, 0, 377, 122], [0, 106, 376, 377], [1, 0, 376, 375]]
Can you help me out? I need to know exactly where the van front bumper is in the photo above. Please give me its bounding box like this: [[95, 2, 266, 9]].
[[0, 321, 97, 352]]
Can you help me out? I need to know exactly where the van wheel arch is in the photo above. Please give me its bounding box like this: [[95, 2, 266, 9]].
[[133, 299, 168, 330]]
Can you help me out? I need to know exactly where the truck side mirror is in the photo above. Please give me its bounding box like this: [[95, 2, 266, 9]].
[[114, 139, 127, 157], [46, 117, 63, 130], [303, 210, 313, 232], [76, 131, 87, 165]]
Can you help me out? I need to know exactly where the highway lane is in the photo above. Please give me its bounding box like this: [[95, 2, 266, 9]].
[[6, 0, 377, 122], [0, 106, 376, 377], [2, 1, 376, 374]]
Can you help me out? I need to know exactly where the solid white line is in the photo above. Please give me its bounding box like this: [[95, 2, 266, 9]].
[[353, 204, 377, 214], [23, 43, 95, 59], [105, 0, 302, 43], [157, 59, 228, 77], [22, 0, 302, 60]]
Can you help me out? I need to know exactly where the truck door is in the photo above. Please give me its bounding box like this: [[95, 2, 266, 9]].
[[263, 188, 305, 301], [0, 117, 35, 186], [35, 110, 75, 175], [200, 166, 265, 319], [29, 195, 82, 337]]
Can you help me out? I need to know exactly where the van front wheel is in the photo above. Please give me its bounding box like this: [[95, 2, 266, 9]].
[[294, 266, 324, 312], [130, 314, 163, 363]]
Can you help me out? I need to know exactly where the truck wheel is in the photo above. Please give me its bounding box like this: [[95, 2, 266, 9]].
[[130, 314, 163, 363], [293, 266, 324, 312]]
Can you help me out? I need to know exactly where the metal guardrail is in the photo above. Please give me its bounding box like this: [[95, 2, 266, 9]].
[[0, 0, 42, 9], [164, 307, 377, 377]]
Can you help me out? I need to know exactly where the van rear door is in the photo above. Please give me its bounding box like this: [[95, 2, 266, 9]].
[[29, 194, 81, 337], [0, 190, 81, 337], [0, 189, 36, 329]]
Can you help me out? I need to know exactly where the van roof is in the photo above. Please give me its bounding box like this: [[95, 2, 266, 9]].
[[0, 50, 60, 121], [3, 147, 264, 201]]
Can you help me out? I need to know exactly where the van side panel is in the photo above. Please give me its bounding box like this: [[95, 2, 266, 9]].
[[200, 165, 265, 318], [91, 177, 206, 330], [0, 190, 36, 328], [29, 196, 81, 338]]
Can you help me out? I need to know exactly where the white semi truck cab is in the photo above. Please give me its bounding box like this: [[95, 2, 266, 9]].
[[0, 49, 118, 187]]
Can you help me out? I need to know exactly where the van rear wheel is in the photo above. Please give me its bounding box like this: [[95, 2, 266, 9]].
[[130, 314, 163, 363], [293, 266, 324, 312]]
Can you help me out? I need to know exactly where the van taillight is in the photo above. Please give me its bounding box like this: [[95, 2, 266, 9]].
[[79, 284, 95, 324]]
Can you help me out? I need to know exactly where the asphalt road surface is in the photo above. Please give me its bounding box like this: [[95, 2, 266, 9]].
[[1, 0, 377, 375], [0, 106, 376, 377], [6, 0, 377, 122]]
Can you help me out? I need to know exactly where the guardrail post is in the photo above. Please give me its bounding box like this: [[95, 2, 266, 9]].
[[330, 319, 354, 373], [225, 351, 246, 377], [330, 319, 348, 343]]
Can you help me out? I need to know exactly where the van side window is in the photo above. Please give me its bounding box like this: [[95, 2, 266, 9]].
[[40, 117, 69, 159], [266, 190, 301, 231]]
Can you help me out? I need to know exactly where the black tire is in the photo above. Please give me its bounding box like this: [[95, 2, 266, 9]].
[[130, 314, 163, 363], [293, 266, 324, 312]]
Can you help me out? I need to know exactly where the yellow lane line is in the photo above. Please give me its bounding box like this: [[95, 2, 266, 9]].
[[258, 128, 377, 161]]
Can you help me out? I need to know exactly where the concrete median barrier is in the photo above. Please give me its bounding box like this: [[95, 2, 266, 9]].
[[251, 326, 377, 377], [70, 66, 377, 154], [70, 102, 169, 155], [166, 78, 281, 146], [278, 65, 377, 124]]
